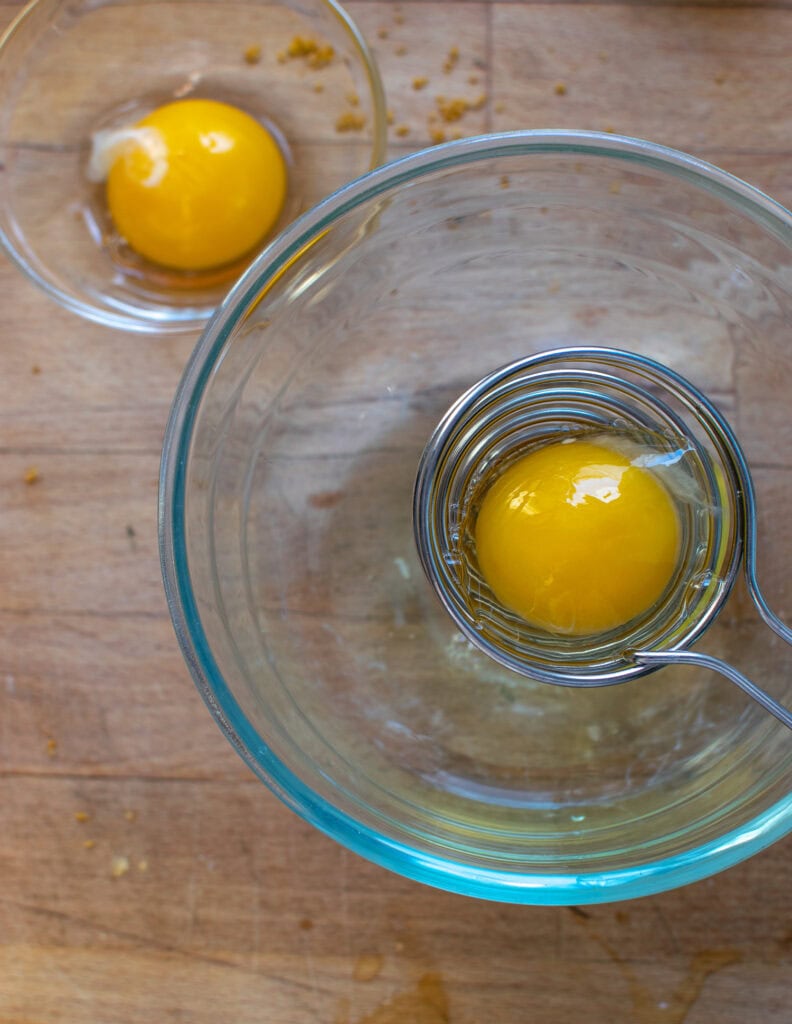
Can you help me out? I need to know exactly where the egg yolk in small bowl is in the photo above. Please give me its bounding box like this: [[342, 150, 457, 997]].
[[473, 439, 681, 636], [92, 98, 287, 272]]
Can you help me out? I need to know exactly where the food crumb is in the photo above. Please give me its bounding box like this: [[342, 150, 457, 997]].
[[24, 467, 39, 485], [609, 181, 622, 195], [394, 44, 407, 56], [430, 128, 447, 145], [287, 35, 318, 58], [468, 74, 480, 86], [313, 82, 324, 93], [308, 45, 334, 69], [124, 810, 137, 822], [494, 100, 506, 114], [83, 839, 96, 850], [714, 72, 727, 85], [335, 111, 367, 133], [395, 124, 410, 137], [499, 174, 510, 189], [443, 46, 460, 74], [394, 12, 405, 25], [604, 124, 616, 133], [354, 953, 384, 982], [377, 27, 389, 40], [554, 82, 567, 96], [137, 859, 148, 873], [276, 50, 287, 64], [436, 96, 468, 123], [285, 36, 334, 68], [111, 855, 130, 879], [74, 811, 91, 823], [451, 131, 463, 140], [346, 91, 360, 107], [31, 364, 41, 375], [412, 76, 429, 91], [46, 737, 56, 756], [243, 44, 262, 65], [386, 109, 395, 125], [299, 916, 314, 930]]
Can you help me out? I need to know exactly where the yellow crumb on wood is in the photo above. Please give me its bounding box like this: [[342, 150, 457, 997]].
[[308, 45, 334, 69], [500, 174, 510, 189], [494, 101, 506, 114], [24, 467, 39, 485], [412, 76, 429, 91], [276, 50, 287, 63], [46, 738, 56, 756], [124, 810, 137, 822], [313, 82, 324, 93], [394, 44, 407, 56], [609, 181, 622, 195], [377, 27, 389, 40], [604, 124, 616, 134], [395, 124, 410, 137], [386, 109, 395, 125], [285, 36, 334, 68], [346, 91, 360, 106], [714, 72, 727, 85], [31, 364, 41, 375], [74, 811, 91, 823], [443, 46, 460, 74], [394, 12, 405, 25], [435, 96, 468, 123], [111, 855, 130, 879], [429, 128, 447, 145], [554, 82, 567, 96], [137, 859, 149, 873], [83, 839, 96, 850], [335, 111, 367, 133], [287, 35, 318, 57], [470, 92, 487, 111], [243, 44, 262, 65]]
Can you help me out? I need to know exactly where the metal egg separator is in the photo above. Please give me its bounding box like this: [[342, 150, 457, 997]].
[[414, 347, 792, 730]]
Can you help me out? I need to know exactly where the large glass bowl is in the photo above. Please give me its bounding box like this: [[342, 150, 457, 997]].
[[159, 131, 792, 903], [0, 0, 386, 333]]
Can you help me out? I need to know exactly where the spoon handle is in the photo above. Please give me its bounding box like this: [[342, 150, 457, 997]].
[[634, 649, 792, 731]]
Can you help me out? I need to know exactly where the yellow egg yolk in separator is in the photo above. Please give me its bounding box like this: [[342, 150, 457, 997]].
[[473, 438, 682, 636]]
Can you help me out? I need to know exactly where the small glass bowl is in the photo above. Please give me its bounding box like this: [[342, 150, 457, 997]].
[[160, 131, 792, 903], [0, 0, 386, 333]]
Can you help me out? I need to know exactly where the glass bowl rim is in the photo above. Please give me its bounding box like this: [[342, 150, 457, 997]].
[[0, 0, 388, 335], [159, 129, 792, 903]]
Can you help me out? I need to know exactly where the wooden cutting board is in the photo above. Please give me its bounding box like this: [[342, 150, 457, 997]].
[[1, 1, 790, 1021]]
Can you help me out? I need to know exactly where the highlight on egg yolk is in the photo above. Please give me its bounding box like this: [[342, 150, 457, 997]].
[[105, 99, 287, 271], [473, 439, 681, 636]]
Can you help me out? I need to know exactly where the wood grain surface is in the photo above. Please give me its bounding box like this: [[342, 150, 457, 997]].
[[1, 1, 791, 1022]]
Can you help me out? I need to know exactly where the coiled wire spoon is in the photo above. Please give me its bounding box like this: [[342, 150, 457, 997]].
[[414, 347, 792, 730]]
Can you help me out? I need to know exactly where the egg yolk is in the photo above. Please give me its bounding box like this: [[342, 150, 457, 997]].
[[105, 99, 287, 271], [473, 439, 681, 636]]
